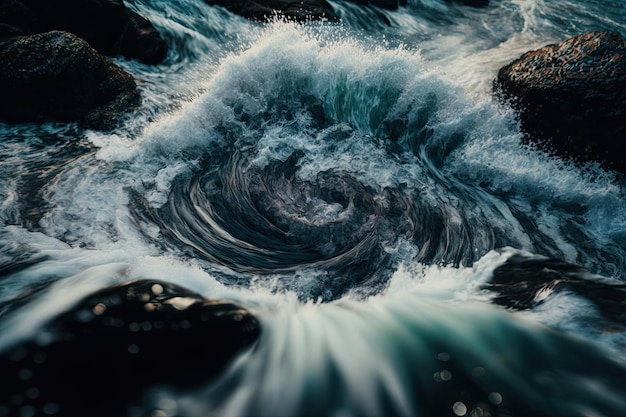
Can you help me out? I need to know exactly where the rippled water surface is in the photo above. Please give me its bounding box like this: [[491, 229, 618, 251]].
[[1, 0, 626, 416]]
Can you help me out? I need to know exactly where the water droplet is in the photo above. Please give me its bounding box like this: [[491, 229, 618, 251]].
[[144, 302, 156, 312], [440, 370, 453, 381], [437, 352, 451, 362], [74, 309, 93, 323], [453, 401, 467, 416], [128, 344, 140, 354], [92, 303, 107, 316], [141, 321, 153, 331], [472, 366, 486, 377], [488, 392, 503, 405], [151, 284, 164, 295]]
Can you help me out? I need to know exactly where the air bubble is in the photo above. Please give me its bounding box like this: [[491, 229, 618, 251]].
[[453, 401, 467, 416]]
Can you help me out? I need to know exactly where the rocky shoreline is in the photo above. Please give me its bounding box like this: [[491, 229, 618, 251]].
[[1, 0, 624, 170]]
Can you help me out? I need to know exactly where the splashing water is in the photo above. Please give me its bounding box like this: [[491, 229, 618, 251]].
[[1, 1, 626, 416]]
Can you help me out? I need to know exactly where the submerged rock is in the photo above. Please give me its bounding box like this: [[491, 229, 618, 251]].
[[486, 252, 626, 324], [0, 31, 139, 130], [0, 279, 260, 417], [204, 0, 339, 23], [494, 31, 626, 173], [0, 0, 167, 64]]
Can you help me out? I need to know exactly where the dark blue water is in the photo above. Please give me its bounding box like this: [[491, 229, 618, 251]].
[[1, 0, 626, 416]]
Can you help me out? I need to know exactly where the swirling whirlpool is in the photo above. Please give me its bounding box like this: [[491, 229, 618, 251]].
[[132, 140, 507, 300]]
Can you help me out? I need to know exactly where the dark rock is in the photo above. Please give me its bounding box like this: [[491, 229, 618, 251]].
[[0, 31, 140, 130], [118, 9, 168, 65], [0, 279, 260, 417], [205, 0, 339, 23], [0, 0, 167, 64], [486, 252, 626, 324], [494, 31, 626, 173]]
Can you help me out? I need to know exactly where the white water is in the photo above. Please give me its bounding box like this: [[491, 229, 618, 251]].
[[1, 0, 626, 415]]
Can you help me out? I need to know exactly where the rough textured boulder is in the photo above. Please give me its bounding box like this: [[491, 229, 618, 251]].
[[205, 0, 339, 23], [0, 279, 260, 417], [494, 31, 626, 173], [0, 31, 139, 130], [0, 0, 167, 64]]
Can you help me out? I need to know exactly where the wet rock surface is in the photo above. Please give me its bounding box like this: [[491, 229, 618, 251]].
[[0, 0, 167, 64], [0, 31, 139, 130], [494, 31, 626, 173], [0, 279, 261, 417]]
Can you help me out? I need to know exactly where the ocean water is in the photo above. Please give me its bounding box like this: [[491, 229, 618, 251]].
[[1, 0, 626, 416]]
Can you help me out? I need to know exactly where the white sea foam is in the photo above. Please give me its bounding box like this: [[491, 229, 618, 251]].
[[2, 2, 626, 414]]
